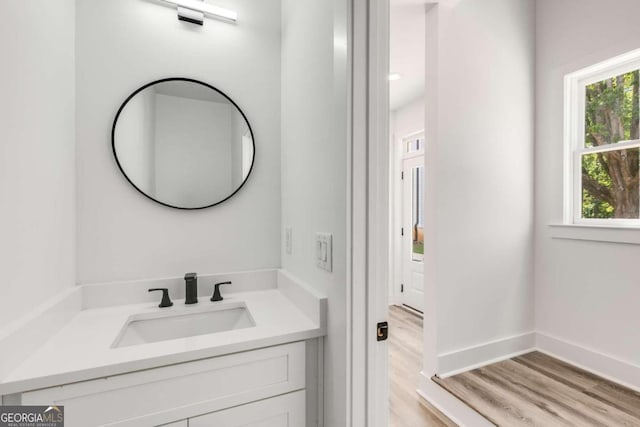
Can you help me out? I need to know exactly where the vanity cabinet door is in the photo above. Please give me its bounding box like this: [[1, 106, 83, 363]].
[[21, 342, 305, 427], [189, 391, 305, 427]]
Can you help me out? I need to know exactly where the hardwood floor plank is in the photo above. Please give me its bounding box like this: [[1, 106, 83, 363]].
[[513, 352, 601, 390], [435, 372, 541, 426], [587, 382, 640, 420], [435, 352, 640, 427], [389, 305, 457, 427], [469, 366, 593, 426], [486, 361, 630, 427], [418, 398, 459, 427], [514, 352, 640, 420]]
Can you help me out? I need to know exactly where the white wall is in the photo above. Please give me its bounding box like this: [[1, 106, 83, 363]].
[[154, 95, 233, 207], [423, 0, 535, 375], [76, 0, 281, 283], [281, 0, 348, 424], [231, 109, 250, 189], [0, 1, 76, 326], [114, 89, 156, 196], [389, 1, 425, 110], [535, 0, 640, 377], [393, 98, 424, 139]]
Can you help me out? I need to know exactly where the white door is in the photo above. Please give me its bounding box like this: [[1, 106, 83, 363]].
[[401, 154, 425, 312]]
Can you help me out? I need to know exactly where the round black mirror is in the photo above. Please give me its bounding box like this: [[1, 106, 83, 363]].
[[112, 78, 255, 210]]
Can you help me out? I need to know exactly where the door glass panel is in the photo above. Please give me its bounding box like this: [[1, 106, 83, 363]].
[[412, 166, 424, 261], [406, 137, 424, 153]]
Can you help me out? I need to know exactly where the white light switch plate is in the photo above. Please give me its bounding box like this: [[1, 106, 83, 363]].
[[315, 232, 332, 272], [285, 227, 293, 254]]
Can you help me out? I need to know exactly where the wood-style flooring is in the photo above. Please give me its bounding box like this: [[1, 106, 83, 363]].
[[389, 305, 456, 427], [433, 351, 640, 426]]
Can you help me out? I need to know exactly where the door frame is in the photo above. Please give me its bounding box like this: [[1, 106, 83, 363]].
[[348, 1, 441, 426], [400, 148, 425, 311], [392, 131, 425, 308], [348, 0, 390, 426]]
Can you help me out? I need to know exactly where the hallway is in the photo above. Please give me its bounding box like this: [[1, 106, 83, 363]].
[[389, 306, 455, 427]]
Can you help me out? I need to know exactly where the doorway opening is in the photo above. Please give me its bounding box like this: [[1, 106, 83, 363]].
[[386, 1, 436, 425], [399, 132, 425, 313]]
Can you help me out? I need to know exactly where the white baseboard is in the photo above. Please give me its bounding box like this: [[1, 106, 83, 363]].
[[433, 331, 640, 391], [388, 295, 401, 306], [437, 331, 536, 378], [418, 372, 493, 427], [536, 331, 640, 392], [419, 331, 640, 424]]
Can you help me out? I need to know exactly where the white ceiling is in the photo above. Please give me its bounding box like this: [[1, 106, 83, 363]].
[[389, 0, 426, 111]]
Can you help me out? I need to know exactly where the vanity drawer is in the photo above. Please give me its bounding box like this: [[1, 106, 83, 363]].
[[189, 390, 305, 427], [21, 342, 305, 427]]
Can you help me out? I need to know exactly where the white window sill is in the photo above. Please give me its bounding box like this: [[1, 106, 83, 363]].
[[549, 224, 640, 245]]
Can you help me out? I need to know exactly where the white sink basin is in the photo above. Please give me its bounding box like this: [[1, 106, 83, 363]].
[[112, 303, 255, 348]]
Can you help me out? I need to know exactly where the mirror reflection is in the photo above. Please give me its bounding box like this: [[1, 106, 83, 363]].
[[112, 78, 254, 209]]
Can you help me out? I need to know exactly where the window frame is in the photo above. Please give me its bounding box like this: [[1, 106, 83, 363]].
[[564, 49, 640, 227], [402, 132, 425, 156]]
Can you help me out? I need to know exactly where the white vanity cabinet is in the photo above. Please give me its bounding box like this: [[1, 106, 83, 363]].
[[18, 341, 315, 427], [189, 391, 305, 427], [157, 392, 304, 427]]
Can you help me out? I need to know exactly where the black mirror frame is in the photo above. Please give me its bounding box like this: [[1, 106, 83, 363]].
[[111, 77, 256, 210]]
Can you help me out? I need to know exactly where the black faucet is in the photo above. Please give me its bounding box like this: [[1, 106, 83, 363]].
[[185, 272, 198, 304], [148, 288, 173, 308], [211, 281, 232, 302]]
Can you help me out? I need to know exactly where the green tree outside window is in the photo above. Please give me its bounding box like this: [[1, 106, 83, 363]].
[[583, 71, 640, 219]]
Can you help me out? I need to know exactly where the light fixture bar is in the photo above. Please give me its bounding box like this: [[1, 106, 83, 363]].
[[177, 7, 204, 25], [163, 0, 237, 22]]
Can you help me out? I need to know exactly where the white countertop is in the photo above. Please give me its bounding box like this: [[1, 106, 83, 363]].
[[0, 271, 326, 395]]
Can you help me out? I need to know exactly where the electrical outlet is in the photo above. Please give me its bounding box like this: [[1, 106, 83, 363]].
[[315, 232, 332, 272], [285, 227, 293, 254]]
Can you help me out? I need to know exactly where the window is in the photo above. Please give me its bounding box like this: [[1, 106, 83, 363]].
[[405, 136, 424, 154], [565, 50, 640, 226], [411, 165, 424, 260]]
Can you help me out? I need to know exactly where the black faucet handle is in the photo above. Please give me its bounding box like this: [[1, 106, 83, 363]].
[[149, 288, 173, 308], [211, 281, 232, 302], [185, 272, 197, 281]]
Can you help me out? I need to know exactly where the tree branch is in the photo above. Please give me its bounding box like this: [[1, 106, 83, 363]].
[[581, 168, 614, 205]]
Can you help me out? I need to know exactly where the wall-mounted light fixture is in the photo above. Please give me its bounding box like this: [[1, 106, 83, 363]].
[[160, 0, 237, 25]]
